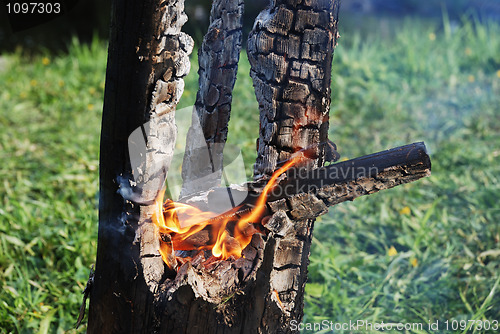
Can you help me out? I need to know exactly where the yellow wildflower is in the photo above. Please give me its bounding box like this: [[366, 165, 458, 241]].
[[399, 206, 411, 215], [428, 33, 436, 41], [42, 57, 50, 66], [58, 80, 65, 87], [388, 246, 398, 257], [87, 104, 94, 111], [30, 79, 37, 87], [410, 258, 418, 267], [464, 48, 472, 56], [468, 75, 475, 83], [496, 70, 500, 79]]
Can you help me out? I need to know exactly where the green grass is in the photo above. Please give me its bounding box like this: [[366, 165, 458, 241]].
[[1, 15, 499, 333], [304, 16, 500, 334], [0, 37, 105, 333]]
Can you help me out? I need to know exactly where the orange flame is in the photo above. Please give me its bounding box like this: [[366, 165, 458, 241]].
[[152, 155, 300, 269]]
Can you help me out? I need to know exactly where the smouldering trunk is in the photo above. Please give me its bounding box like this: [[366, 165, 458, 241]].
[[248, 0, 341, 179], [88, 0, 193, 331], [87, 0, 431, 333]]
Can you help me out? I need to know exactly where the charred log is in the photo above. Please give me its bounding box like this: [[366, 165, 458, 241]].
[[181, 142, 431, 226], [149, 142, 430, 334], [244, 0, 342, 329]]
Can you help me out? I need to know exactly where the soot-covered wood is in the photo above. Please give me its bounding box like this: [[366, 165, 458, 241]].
[[88, 0, 192, 332], [180, 0, 244, 197], [248, 0, 341, 178], [173, 142, 430, 253]]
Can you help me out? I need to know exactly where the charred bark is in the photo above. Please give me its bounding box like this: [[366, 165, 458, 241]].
[[248, 0, 341, 178], [88, 0, 193, 332], [182, 142, 431, 227], [242, 0, 342, 329], [180, 0, 244, 197]]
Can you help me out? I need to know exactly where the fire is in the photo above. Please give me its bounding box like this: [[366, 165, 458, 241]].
[[152, 156, 300, 269]]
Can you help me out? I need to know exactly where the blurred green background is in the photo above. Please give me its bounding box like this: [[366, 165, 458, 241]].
[[1, 1, 500, 333]]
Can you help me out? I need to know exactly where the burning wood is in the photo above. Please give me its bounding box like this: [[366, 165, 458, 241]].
[[153, 142, 431, 270], [152, 154, 301, 269]]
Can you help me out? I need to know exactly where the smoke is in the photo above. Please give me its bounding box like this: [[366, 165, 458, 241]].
[[116, 173, 152, 204]]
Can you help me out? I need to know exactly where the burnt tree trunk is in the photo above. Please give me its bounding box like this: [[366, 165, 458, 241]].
[[243, 0, 342, 327], [88, 0, 194, 331], [87, 0, 430, 333]]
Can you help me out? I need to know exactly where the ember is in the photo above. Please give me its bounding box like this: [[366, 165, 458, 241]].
[[152, 155, 301, 269]]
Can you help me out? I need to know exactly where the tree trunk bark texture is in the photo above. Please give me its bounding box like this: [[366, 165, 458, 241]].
[[248, 0, 341, 178], [180, 0, 244, 197], [88, 0, 193, 332], [88, 0, 431, 333]]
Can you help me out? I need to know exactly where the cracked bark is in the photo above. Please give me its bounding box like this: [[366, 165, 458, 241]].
[[242, 0, 342, 330], [248, 0, 341, 178], [180, 0, 244, 197], [88, 0, 193, 332]]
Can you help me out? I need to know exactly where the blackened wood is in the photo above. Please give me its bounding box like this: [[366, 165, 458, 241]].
[[88, 0, 192, 332], [91, 138, 432, 332], [181, 0, 244, 197], [248, 0, 341, 178], [244, 0, 342, 331], [88, 0, 432, 333], [269, 142, 431, 202]]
